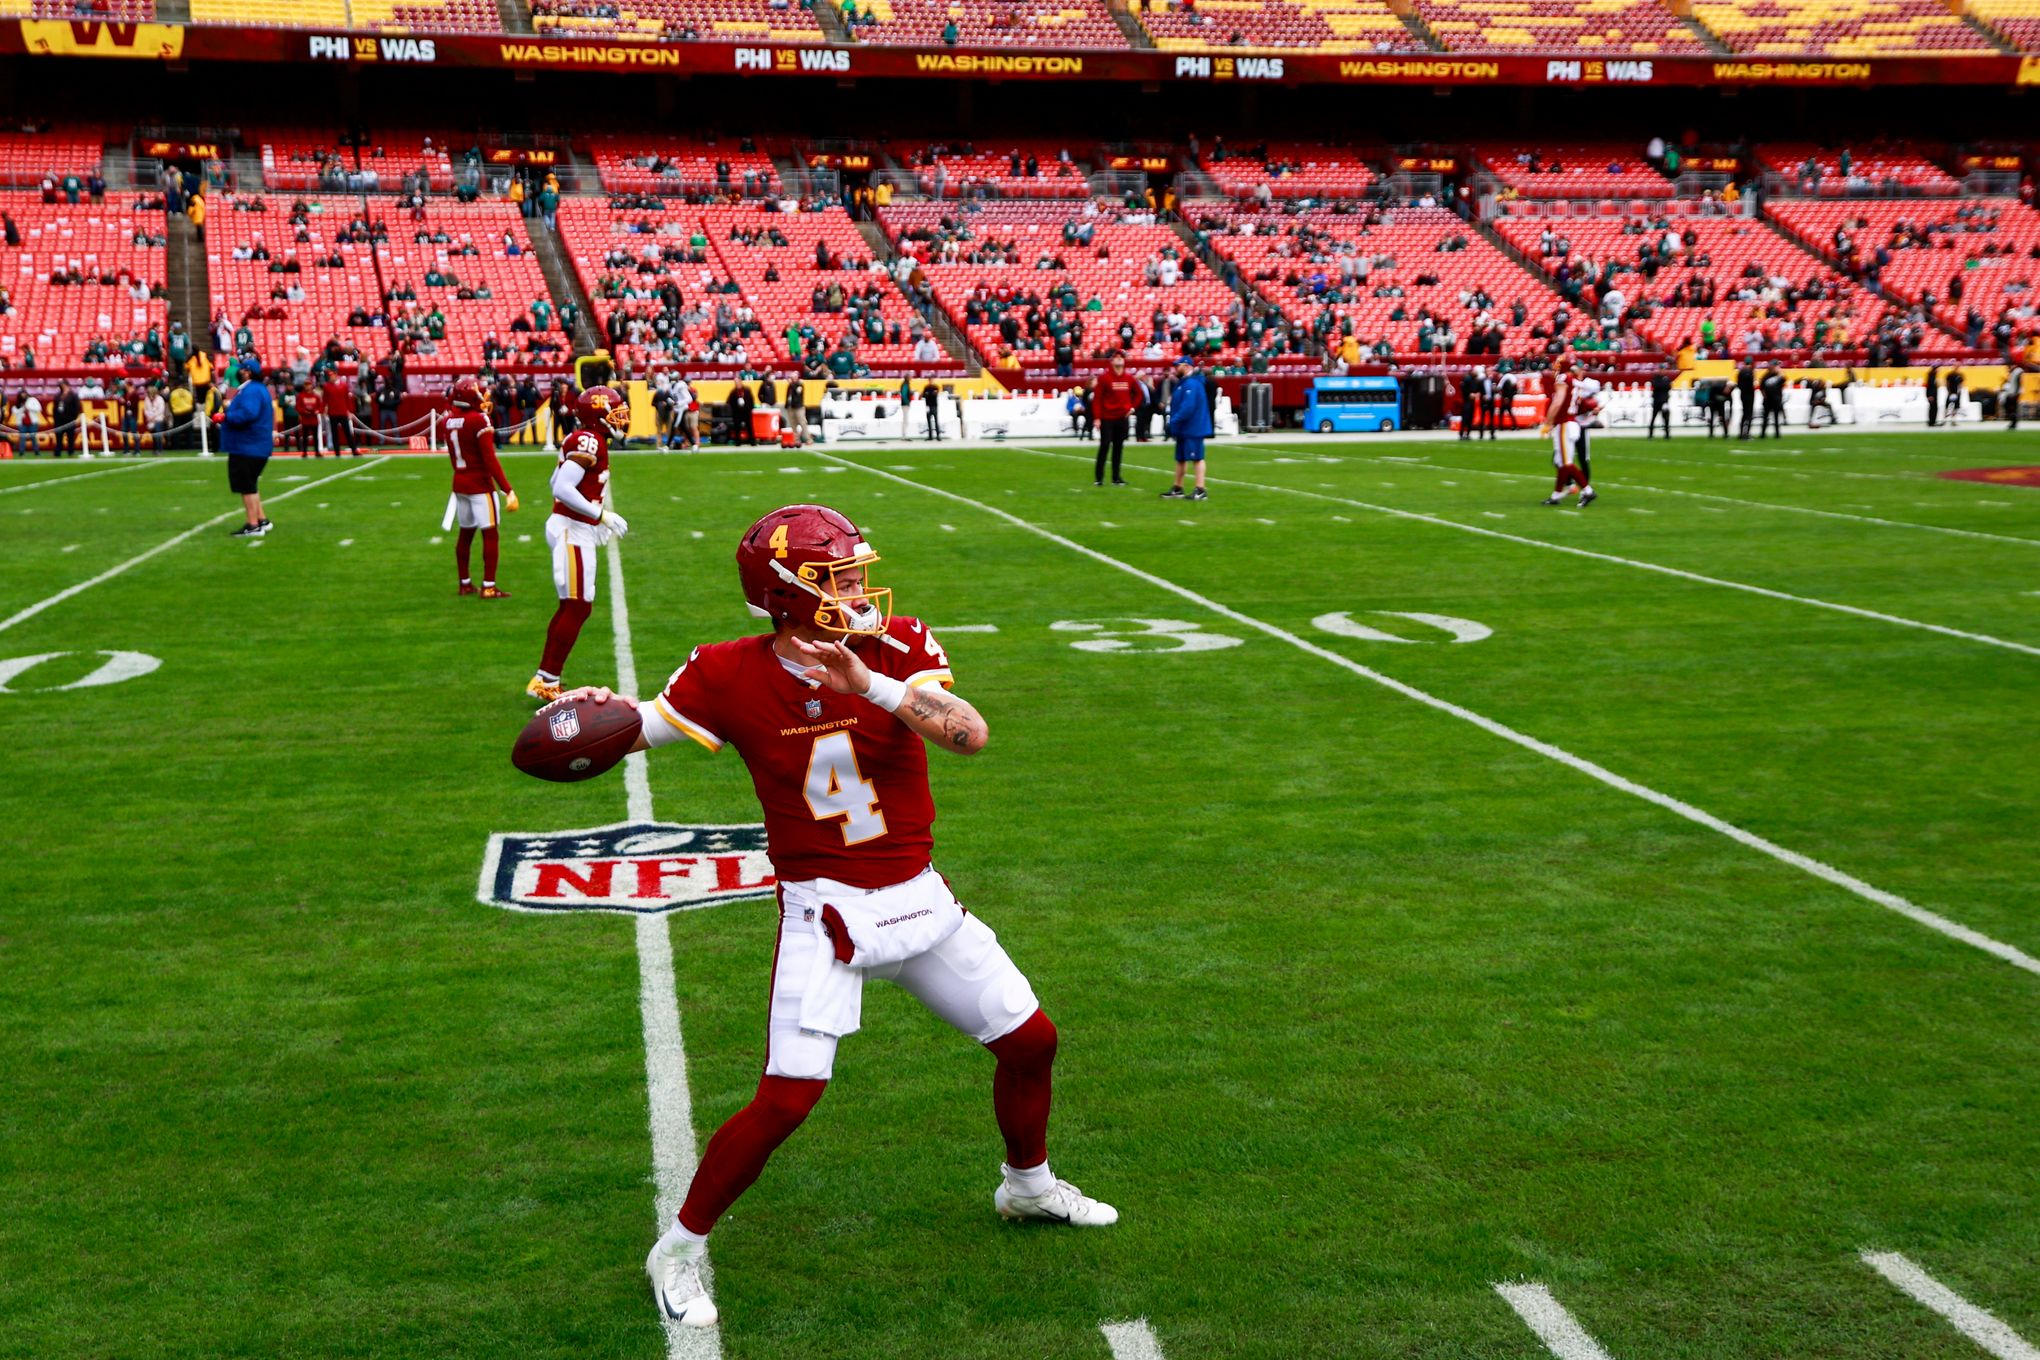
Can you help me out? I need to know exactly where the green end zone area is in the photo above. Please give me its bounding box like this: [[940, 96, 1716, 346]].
[[2, 429, 2036, 1358]]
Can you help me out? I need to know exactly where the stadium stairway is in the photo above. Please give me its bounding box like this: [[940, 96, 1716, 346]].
[[165, 213, 210, 352], [155, 0, 191, 19], [854, 216, 982, 372], [1754, 206, 1971, 346], [498, 0, 535, 33], [1959, 10, 2019, 52], [1171, 216, 1289, 331], [814, 2, 853, 41], [1678, 10, 1734, 52], [1109, 2, 1156, 50], [1396, 7, 1447, 50], [102, 139, 138, 193], [526, 214, 602, 356]]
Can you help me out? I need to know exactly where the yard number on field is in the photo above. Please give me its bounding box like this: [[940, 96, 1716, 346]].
[[0, 650, 161, 693]]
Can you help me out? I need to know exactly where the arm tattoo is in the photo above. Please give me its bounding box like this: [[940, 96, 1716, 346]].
[[904, 685, 980, 749]]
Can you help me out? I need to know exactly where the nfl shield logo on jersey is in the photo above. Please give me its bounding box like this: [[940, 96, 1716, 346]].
[[548, 707, 581, 743], [477, 821, 776, 916], [805, 698, 824, 719]]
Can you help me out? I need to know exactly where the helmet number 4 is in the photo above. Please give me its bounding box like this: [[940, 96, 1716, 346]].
[[804, 731, 887, 844], [1050, 618, 1244, 654]]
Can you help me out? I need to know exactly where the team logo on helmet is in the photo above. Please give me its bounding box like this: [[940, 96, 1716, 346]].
[[579, 385, 632, 435]]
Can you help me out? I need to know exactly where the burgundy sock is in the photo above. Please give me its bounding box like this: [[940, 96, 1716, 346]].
[[539, 599, 592, 678], [481, 527, 500, 583], [456, 527, 475, 582], [677, 1075, 827, 1235], [986, 1009, 1057, 1170]]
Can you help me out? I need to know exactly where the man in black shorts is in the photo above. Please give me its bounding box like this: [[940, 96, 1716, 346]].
[[218, 358, 276, 537]]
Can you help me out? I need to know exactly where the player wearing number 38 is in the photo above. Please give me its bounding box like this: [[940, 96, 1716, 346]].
[[547, 503, 1117, 1330]]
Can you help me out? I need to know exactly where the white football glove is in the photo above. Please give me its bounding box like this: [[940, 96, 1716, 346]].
[[599, 509, 630, 543]]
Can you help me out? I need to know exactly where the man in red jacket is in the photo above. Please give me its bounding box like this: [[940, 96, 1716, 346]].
[[293, 381, 323, 456], [322, 371, 359, 455], [1090, 351, 1140, 486]]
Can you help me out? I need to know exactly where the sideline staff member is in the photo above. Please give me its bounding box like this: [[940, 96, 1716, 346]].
[[219, 358, 276, 537]]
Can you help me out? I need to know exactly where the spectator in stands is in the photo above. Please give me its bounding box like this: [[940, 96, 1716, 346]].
[[143, 384, 169, 455]]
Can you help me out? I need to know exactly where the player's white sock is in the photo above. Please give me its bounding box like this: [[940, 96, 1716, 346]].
[[536, 669, 560, 684], [1002, 1160, 1055, 1199], [483, 580, 494, 589], [655, 1218, 709, 1253]]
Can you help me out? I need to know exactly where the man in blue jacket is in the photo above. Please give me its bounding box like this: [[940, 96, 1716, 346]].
[[219, 357, 276, 537], [1162, 358, 1213, 501]]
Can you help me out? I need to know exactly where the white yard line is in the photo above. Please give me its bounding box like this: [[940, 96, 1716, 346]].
[[1304, 450, 2040, 549], [605, 527, 722, 1360], [1100, 1319, 1168, 1360], [1014, 448, 2040, 660], [0, 456, 388, 637], [1494, 1284, 1620, 1360], [0, 459, 170, 496], [816, 453, 2040, 979], [1860, 1252, 2040, 1360]]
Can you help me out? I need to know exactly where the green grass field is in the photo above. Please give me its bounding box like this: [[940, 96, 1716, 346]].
[[3, 426, 2037, 1360]]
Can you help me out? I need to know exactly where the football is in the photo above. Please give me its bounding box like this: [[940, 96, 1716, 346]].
[[512, 698, 643, 783]]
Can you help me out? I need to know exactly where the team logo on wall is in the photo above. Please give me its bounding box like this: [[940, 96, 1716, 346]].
[[478, 821, 775, 916]]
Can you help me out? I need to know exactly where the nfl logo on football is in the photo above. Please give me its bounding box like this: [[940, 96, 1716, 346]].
[[548, 708, 581, 743]]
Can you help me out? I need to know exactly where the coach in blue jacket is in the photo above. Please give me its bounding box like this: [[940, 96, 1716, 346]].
[[1162, 358, 1213, 502], [219, 358, 275, 537]]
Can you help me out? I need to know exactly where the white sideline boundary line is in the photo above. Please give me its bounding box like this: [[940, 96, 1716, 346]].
[[1100, 1318, 1167, 1359], [0, 459, 169, 496], [605, 527, 722, 1360], [1013, 447, 2040, 660], [0, 456, 388, 637], [817, 452, 2040, 979], [1494, 1283, 1619, 1360], [1280, 449, 2040, 549], [1861, 1252, 2040, 1360]]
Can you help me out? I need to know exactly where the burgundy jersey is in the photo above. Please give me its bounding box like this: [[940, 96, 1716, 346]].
[[551, 425, 609, 524], [1547, 372, 1575, 424], [652, 616, 956, 889], [445, 410, 509, 496]]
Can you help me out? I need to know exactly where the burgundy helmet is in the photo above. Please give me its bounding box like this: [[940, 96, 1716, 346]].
[[449, 375, 489, 411], [736, 504, 890, 636], [577, 384, 631, 435]]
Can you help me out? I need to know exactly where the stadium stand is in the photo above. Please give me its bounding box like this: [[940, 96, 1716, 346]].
[[586, 136, 780, 197], [1491, 209, 1913, 354], [881, 200, 1281, 367], [1766, 196, 2040, 350], [858, 0, 1127, 48], [1137, 0, 1422, 53], [259, 130, 458, 194], [188, 0, 499, 30], [0, 194, 169, 370], [15, 0, 155, 14], [371, 198, 559, 368], [555, 201, 932, 372], [1754, 143, 1963, 196], [205, 198, 390, 374], [1415, 0, 1710, 52], [1201, 142, 1381, 201], [529, 0, 825, 42], [1478, 144, 1675, 200], [0, 129, 103, 190], [1687, 0, 1999, 54], [1967, 0, 2040, 51], [1193, 204, 1565, 358], [895, 143, 1093, 200]]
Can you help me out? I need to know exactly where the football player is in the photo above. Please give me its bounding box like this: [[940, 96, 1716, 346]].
[[1571, 371, 1602, 501], [526, 386, 631, 703], [445, 377, 517, 599], [1537, 355, 1596, 509], [551, 504, 1117, 1330]]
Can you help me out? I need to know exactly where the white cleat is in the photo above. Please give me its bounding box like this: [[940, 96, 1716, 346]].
[[994, 1177, 1119, 1227], [646, 1236, 718, 1328]]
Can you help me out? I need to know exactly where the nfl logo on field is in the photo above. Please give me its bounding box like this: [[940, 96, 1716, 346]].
[[548, 708, 581, 743], [478, 821, 776, 916], [805, 698, 824, 719]]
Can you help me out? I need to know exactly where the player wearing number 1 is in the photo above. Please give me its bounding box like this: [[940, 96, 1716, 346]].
[[550, 503, 1118, 1330], [445, 377, 517, 598]]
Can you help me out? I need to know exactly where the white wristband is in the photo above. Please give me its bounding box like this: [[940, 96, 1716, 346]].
[[861, 672, 907, 713]]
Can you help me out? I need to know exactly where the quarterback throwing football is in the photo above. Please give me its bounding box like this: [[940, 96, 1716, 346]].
[[554, 504, 1116, 1329]]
